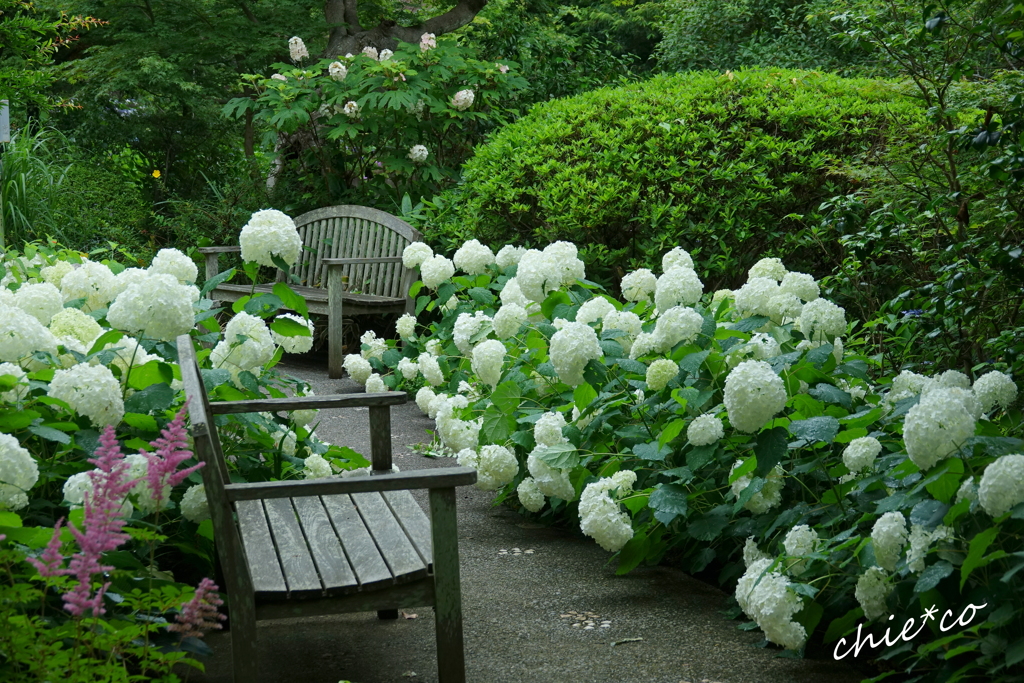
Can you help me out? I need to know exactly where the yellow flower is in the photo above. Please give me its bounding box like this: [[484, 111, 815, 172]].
[[152, 170, 161, 178]]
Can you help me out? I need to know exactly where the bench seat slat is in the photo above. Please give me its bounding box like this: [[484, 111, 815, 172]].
[[211, 282, 404, 307], [236, 500, 287, 595], [263, 497, 322, 595], [352, 491, 428, 581], [384, 489, 433, 566], [320, 493, 394, 588], [291, 496, 358, 592]]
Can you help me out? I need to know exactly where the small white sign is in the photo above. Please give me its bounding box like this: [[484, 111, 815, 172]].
[[0, 100, 9, 143]]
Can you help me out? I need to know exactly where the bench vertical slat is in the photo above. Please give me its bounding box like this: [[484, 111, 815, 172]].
[[320, 493, 394, 587], [263, 497, 322, 594], [381, 227, 399, 298], [365, 222, 382, 296], [351, 492, 427, 578], [369, 404, 392, 472], [291, 495, 358, 591], [302, 221, 320, 286], [382, 490, 433, 565], [236, 499, 287, 594]]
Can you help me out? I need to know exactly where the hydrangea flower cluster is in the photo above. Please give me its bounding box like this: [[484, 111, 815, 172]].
[[645, 359, 678, 392], [14, 282, 62, 325], [210, 312, 276, 386], [150, 248, 198, 285], [797, 298, 846, 341], [180, 484, 210, 523], [973, 370, 1017, 413], [527, 450, 575, 501], [451, 89, 475, 110], [730, 462, 784, 514], [620, 268, 656, 303], [453, 239, 495, 275], [239, 209, 302, 268], [855, 567, 890, 620], [579, 470, 637, 551], [471, 339, 505, 388], [517, 478, 546, 512], [842, 436, 882, 474], [903, 388, 975, 470], [493, 303, 527, 339], [549, 321, 602, 386], [654, 267, 703, 311], [687, 413, 723, 446], [420, 254, 455, 289], [735, 558, 807, 649], [329, 61, 348, 80], [516, 242, 586, 302], [289, 36, 308, 61], [49, 363, 124, 427], [495, 245, 526, 269], [0, 362, 28, 402], [723, 360, 787, 433], [0, 303, 58, 365], [107, 272, 196, 341], [60, 260, 119, 311], [0, 432, 39, 510], [270, 313, 315, 353], [453, 311, 491, 355], [457, 445, 518, 490], [978, 453, 1024, 517], [871, 511, 908, 571], [408, 145, 429, 163]]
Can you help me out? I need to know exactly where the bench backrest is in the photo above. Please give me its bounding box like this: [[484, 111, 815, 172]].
[[177, 335, 255, 598], [291, 205, 422, 298]]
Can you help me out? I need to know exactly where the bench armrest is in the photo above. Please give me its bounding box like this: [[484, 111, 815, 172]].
[[197, 246, 242, 254], [323, 257, 403, 266], [210, 391, 407, 415], [224, 467, 478, 501]]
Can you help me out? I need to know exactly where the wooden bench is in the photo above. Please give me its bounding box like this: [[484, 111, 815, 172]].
[[177, 335, 476, 683], [199, 205, 423, 379]]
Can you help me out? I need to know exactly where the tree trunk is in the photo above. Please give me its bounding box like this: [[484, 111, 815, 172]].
[[324, 0, 488, 56]]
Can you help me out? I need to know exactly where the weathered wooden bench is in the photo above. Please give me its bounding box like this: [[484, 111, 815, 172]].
[[199, 205, 423, 379], [177, 335, 476, 683]]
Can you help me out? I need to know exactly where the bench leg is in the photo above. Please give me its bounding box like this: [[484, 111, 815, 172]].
[[429, 487, 466, 683], [377, 608, 399, 620], [328, 263, 344, 379], [228, 590, 260, 683]]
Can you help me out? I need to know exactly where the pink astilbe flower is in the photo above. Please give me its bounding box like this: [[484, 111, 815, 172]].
[[27, 518, 66, 577], [168, 577, 226, 639], [143, 403, 203, 511]]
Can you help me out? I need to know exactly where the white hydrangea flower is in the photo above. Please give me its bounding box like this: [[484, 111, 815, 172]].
[[14, 282, 62, 325], [604, 309, 642, 354], [514, 248, 564, 303], [978, 453, 1024, 517], [498, 277, 531, 311], [362, 46, 379, 60], [110, 267, 149, 300], [766, 292, 804, 324], [572, 405, 595, 430], [621, 269, 657, 303], [426, 392, 449, 419], [855, 567, 890, 621], [871, 511, 908, 571], [415, 386, 436, 414], [517, 477, 546, 512], [688, 414, 724, 446], [290, 387, 318, 427], [748, 333, 781, 360], [408, 144, 429, 163], [733, 277, 778, 318], [843, 436, 882, 474], [662, 247, 694, 272], [654, 267, 703, 311], [300, 453, 332, 480], [379, 48, 394, 61], [646, 359, 678, 392], [328, 61, 348, 80], [49, 363, 124, 427], [396, 313, 416, 339], [492, 303, 527, 340], [527, 448, 575, 501], [0, 303, 59, 367], [62, 471, 93, 507], [453, 311, 490, 356], [424, 339, 442, 356], [652, 306, 704, 353], [359, 330, 387, 360], [269, 313, 314, 353], [550, 321, 602, 386], [934, 369, 971, 390], [98, 337, 161, 380], [579, 470, 637, 552], [471, 339, 505, 388], [420, 254, 455, 289], [0, 432, 39, 505], [628, 332, 657, 360], [576, 297, 615, 326], [40, 260, 73, 288], [48, 307, 102, 345], [60, 260, 118, 311], [735, 558, 807, 650], [397, 357, 419, 381], [436, 396, 481, 452], [778, 271, 819, 302], [180, 484, 210, 523], [211, 312, 276, 386], [783, 525, 819, 574], [712, 289, 734, 305], [906, 524, 949, 573], [458, 445, 519, 491], [724, 360, 787, 433], [150, 248, 197, 285], [451, 89, 475, 110], [365, 374, 387, 393], [888, 370, 927, 403], [973, 371, 1017, 414], [343, 354, 373, 385], [956, 476, 978, 504], [748, 257, 787, 282], [730, 461, 785, 514], [0, 362, 28, 402], [453, 239, 495, 275], [289, 36, 308, 60], [798, 298, 846, 341], [107, 272, 195, 341], [921, 383, 981, 420], [239, 209, 302, 268], [418, 353, 444, 386], [743, 537, 769, 568], [495, 245, 526, 268], [534, 411, 568, 447], [904, 388, 975, 470]]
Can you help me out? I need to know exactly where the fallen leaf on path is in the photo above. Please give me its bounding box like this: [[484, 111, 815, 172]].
[[401, 611, 418, 619], [611, 637, 643, 647]]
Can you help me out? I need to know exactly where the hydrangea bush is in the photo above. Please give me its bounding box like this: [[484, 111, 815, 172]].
[[0, 215, 371, 677], [354, 238, 1023, 680]]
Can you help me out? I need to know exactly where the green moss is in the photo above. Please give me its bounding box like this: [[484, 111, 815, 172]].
[[438, 68, 927, 288]]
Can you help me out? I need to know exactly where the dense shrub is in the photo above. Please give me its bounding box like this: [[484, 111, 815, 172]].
[[52, 162, 152, 252], [430, 69, 928, 291]]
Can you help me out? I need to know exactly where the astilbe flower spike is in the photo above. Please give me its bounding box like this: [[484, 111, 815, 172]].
[[168, 577, 226, 639], [143, 402, 204, 511], [27, 517, 66, 577]]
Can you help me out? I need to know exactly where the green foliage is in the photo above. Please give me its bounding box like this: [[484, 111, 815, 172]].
[[0, 126, 68, 247], [230, 39, 527, 210], [655, 0, 875, 74], [434, 69, 928, 290], [51, 159, 152, 252]]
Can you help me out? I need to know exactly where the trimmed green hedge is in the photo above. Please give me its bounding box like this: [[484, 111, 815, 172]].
[[435, 69, 927, 288]]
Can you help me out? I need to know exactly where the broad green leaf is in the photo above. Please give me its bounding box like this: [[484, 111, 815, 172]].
[[541, 291, 572, 320], [961, 527, 1000, 590], [658, 418, 687, 447], [573, 383, 597, 413], [482, 406, 516, 443], [533, 442, 579, 469], [925, 459, 963, 504], [0, 511, 22, 527], [809, 383, 852, 409], [27, 425, 71, 444], [632, 442, 672, 461], [615, 528, 649, 575], [124, 383, 176, 415], [794, 600, 825, 636], [231, 295, 251, 314], [616, 358, 648, 375], [729, 456, 757, 483], [678, 349, 711, 376], [687, 507, 730, 541], [244, 293, 283, 318], [127, 360, 174, 391], [915, 560, 953, 593], [834, 427, 868, 444], [0, 409, 41, 431], [122, 413, 159, 432], [201, 268, 236, 297], [272, 282, 309, 317], [754, 427, 788, 477], [649, 483, 688, 525], [824, 607, 864, 643], [468, 287, 494, 306], [382, 349, 403, 368], [88, 329, 124, 355], [269, 317, 311, 338], [731, 316, 770, 332], [200, 368, 232, 388], [734, 475, 765, 512], [789, 416, 840, 444], [686, 444, 717, 471], [492, 381, 522, 414], [910, 499, 949, 529]]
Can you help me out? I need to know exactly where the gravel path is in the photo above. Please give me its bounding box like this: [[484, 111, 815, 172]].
[[190, 361, 871, 683]]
